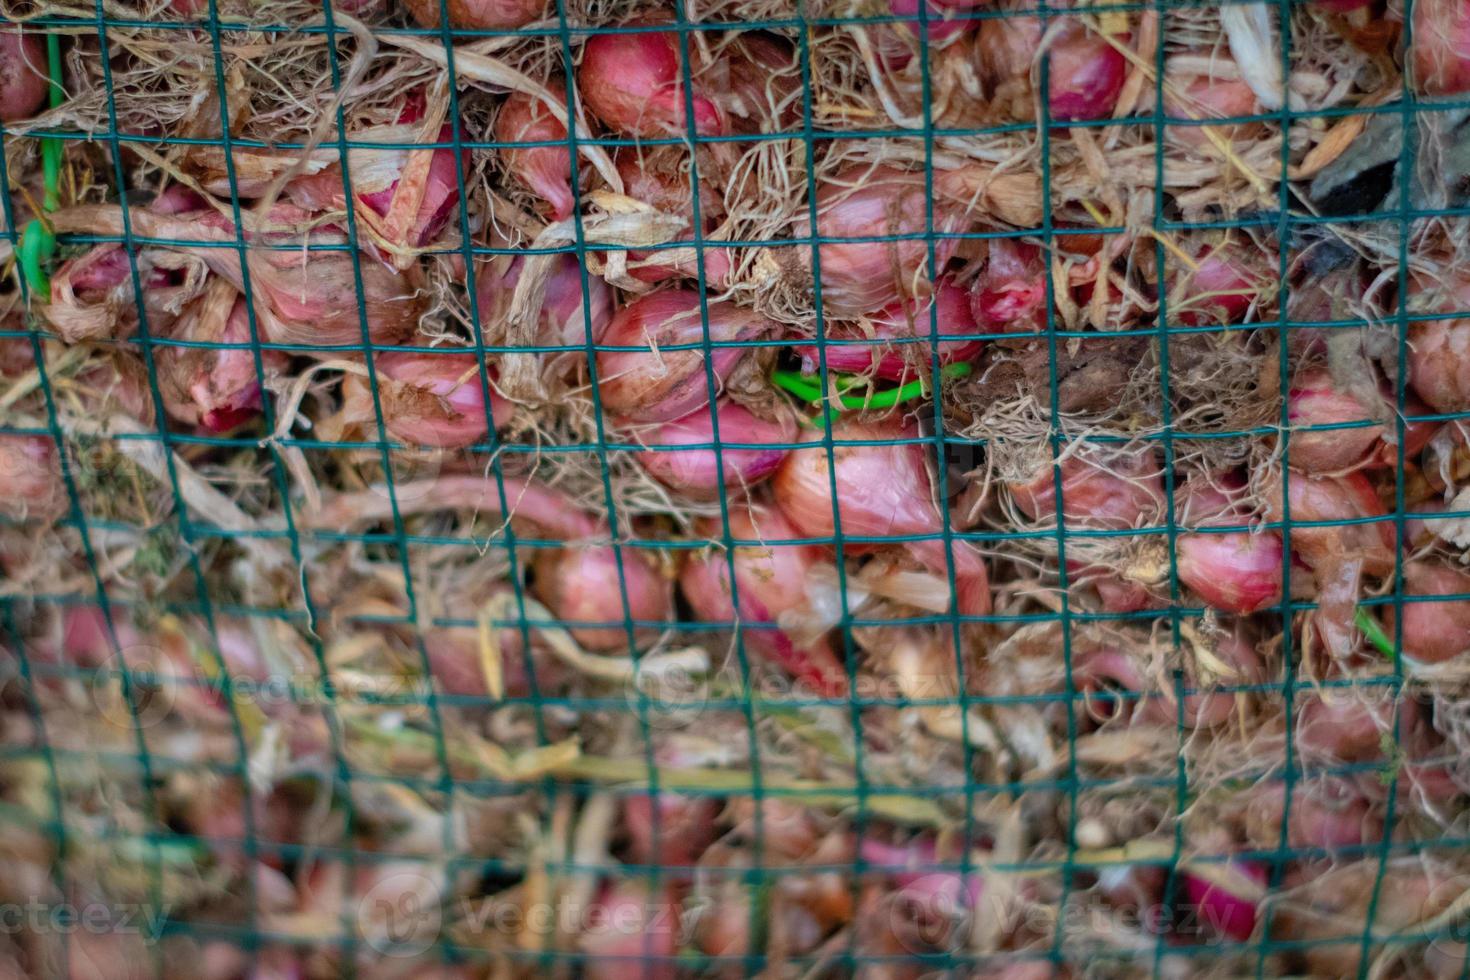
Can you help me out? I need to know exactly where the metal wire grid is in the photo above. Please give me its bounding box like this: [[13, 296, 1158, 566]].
[[0, 0, 1466, 976]]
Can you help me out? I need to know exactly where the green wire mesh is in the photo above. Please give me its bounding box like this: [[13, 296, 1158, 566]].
[[0, 0, 1469, 978]]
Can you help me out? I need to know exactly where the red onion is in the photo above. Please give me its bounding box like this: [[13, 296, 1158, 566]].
[[977, 15, 1128, 122], [47, 205, 424, 350], [0, 29, 48, 123], [1008, 445, 1164, 529], [631, 399, 795, 500], [495, 82, 575, 220], [1384, 561, 1470, 666], [0, 433, 65, 524], [1162, 60, 1261, 148], [311, 476, 673, 651], [792, 278, 982, 381], [596, 289, 776, 423], [1295, 691, 1396, 764], [1263, 469, 1396, 577], [1168, 240, 1274, 326], [1408, 315, 1470, 414], [423, 621, 569, 699], [1245, 778, 1382, 851], [579, 23, 724, 138], [969, 237, 1047, 334], [41, 242, 193, 343], [402, 0, 544, 29], [621, 791, 721, 866], [1073, 645, 1240, 728], [1176, 473, 1283, 614], [370, 350, 512, 449], [679, 503, 848, 695], [615, 148, 732, 286], [158, 293, 289, 433], [1413, 0, 1470, 95], [1287, 368, 1384, 474], [580, 881, 681, 980], [800, 165, 965, 319], [773, 421, 991, 617], [476, 252, 613, 347], [1182, 860, 1266, 941]]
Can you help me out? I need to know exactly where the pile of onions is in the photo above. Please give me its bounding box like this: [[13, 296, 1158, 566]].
[[595, 289, 777, 423], [495, 82, 576, 221], [630, 399, 795, 500], [977, 14, 1129, 122], [578, 25, 796, 138], [1176, 473, 1283, 615], [772, 420, 991, 617], [47, 204, 425, 350], [0, 433, 66, 524], [402, 0, 544, 30], [1383, 561, 1470, 666], [310, 476, 673, 651], [365, 350, 512, 449], [615, 147, 732, 286], [1413, 0, 1470, 95], [157, 290, 289, 433], [798, 165, 965, 319], [791, 279, 982, 381], [679, 502, 848, 695], [969, 238, 1048, 334], [0, 29, 49, 123]]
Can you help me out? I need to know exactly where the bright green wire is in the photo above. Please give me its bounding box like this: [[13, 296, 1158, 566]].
[[772, 361, 973, 412], [18, 32, 66, 301], [1355, 607, 1397, 660]]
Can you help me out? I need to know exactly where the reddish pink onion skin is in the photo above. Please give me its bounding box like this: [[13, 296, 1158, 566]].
[[1414, 0, 1470, 95], [159, 297, 289, 433], [1296, 693, 1396, 764], [1287, 369, 1384, 473], [1264, 470, 1396, 578], [477, 252, 613, 347], [793, 280, 982, 381], [1177, 529, 1284, 614], [970, 238, 1047, 333], [1074, 647, 1237, 728], [1171, 243, 1272, 326], [976, 17, 1127, 122], [374, 351, 512, 449], [1162, 66, 1260, 147], [773, 421, 991, 616], [614, 149, 732, 286], [0, 30, 47, 123], [422, 624, 562, 699], [532, 542, 673, 652], [359, 122, 466, 248], [1384, 562, 1470, 666], [621, 792, 721, 866], [807, 165, 964, 318], [579, 26, 723, 138], [580, 881, 681, 980], [596, 290, 775, 423], [402, 0, 543, 29], [1408, 316, 1470, 413], [679, 504, 848, 696], [0, 433, 65, 523], [1009, 448, 1164, 529], [1245, 779, 1382, 852], [495, 84, 575, 220], [632, 401, 795, 500], [1183, 862, 1266, 941]]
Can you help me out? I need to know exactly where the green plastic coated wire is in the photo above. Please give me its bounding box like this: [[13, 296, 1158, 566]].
[[1355, 606, 1397, 660], [771, 360, 973, 411], [18, 32, 65, 302]]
